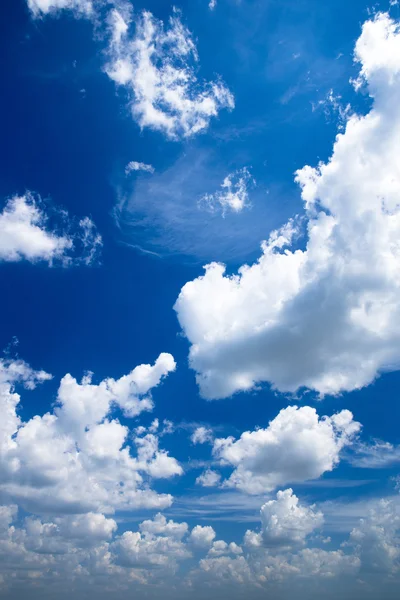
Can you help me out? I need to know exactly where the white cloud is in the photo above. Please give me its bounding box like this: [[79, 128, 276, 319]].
[[199, 168, 254, 214], [195, 468, 221, 488], [208, 540, 242, 556], [27, 2, 234, 140], [139, 513, 188, 540], [125, 161, 155, 175], [209, 0, 217, 10], [175, 12, 400, 400], [212, 406, 360, 494], [0, 354, 179, 515], [347, 497, 400, 574], [0, 194, 101, 266], [27, 0, 92, 17], [106, 8, 234, 140], [191, 426, 214, 445], [245, 489, 323, 548], [0, 506, 17, 533], [112, 513, 191, 569], [349, 439, 400, 468], [189, 525, 216, 549]]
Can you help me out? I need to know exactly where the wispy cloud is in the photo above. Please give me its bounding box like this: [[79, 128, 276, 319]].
[[199, 167, 255, 215], [125, 161, 155, 175], [106, 7, 234, 139]]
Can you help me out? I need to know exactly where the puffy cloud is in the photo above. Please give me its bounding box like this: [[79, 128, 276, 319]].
[[27, 0, 92, 17], [0, 354, 179, 515], [195, 468, 221, 488], [175, 12, 400, 400], [0, 506, 17, 532], [125, 161, 155, 175], [139, 513, 188, 540], [112, 514, 191, 570], [189, 525, 216, 549], [105, 8, 234, 140], [0, 194, 101, 266], [208, 540, 242, 556], [23, 512, 117, 554], [199, 168, 254, 214], [347, 497, 400, 574], [190, 426, 213, 445], [246, 489, 323, 548], [212, 406, 360, 494], [198, 555, 253, 585], [28, 2, 234, 140]]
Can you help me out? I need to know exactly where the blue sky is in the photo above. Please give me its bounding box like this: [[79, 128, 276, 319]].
[[1, 0, 400, 598]]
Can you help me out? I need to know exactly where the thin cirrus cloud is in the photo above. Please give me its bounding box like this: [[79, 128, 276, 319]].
[[175, 13, 400, 400], [0, 193, 102, 266]]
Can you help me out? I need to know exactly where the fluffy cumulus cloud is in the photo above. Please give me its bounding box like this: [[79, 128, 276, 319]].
[[175, 12, 400, 399], [26, 1, 234, 139], [195, 468, 221, 488], [189, 525, 216, 549], [212, 405, 360, 494], [27, 0, 92, 16], [199, 167, 254, 214], [105, 7, 234, 139], [0, 193, 102, 266], [346, 497, 400, 574], [0, 353, 179, 515], [1, 490, 399, 598], [245, 489, 323, 548], [190, 426, 214, 445]]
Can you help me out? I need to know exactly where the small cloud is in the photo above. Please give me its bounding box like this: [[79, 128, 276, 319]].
[[125, 161, 155, 176], [199, 167, 255, 215], [196, 469, 221, 488], [0, 193, 102, 267]]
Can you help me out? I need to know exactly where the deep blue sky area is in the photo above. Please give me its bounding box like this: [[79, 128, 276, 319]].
[[1, 1, 400, 598]]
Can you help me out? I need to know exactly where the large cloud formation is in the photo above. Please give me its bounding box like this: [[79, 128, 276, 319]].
[[212, 406, 360, 494], [175, 12, 400, 399], [0, 354, 179, 515]]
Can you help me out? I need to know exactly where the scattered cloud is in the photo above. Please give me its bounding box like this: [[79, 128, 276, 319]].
[[196, 469, 221, 488], [125, 161, 155, 175], [191, 426, 214, 445], [0, 193, 101, 266], [27, 0, 92, 17], [175, 13, 400, 399], [0, 353, 178, 515], [189, 525, 216, 549], [349, 440, 400, 468], [212, 406, 360, 494], [245, 489, 323, 549], [106, 7, 234, 140], [199, 167, 254, 214]]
